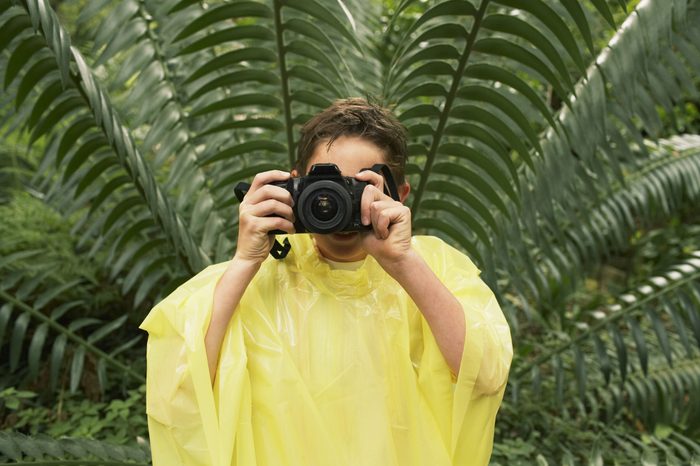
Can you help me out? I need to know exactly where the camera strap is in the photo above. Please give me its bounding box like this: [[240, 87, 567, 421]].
[[362, 163, 401, 201]]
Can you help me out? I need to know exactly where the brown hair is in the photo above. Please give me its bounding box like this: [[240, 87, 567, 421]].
[[294, 98, 408, 184]]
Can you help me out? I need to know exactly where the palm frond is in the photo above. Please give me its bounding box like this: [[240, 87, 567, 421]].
[[157, 0, 364, 212], [509, 135, 700, 308], [0, 188, 144, 392], [606, 430, 700, 466], [75, 0, 234, 263], [511, 250, 700, 428], [498, 0, 700, 305], [0, 284, 143, 393], [380, 0, 631, 266], [0, 431, 149, 465], [1, 0, 209, 280]]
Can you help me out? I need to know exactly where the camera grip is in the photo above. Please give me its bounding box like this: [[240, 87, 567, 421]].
[[233, 181, 291, 259], [234, 181, 291, 235]]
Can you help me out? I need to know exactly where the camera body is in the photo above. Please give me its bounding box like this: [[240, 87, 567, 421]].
[[267, 163, 371, 234]]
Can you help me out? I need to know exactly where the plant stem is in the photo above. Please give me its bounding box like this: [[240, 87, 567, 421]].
[[0, 290, 145, 384], [273, 0, 296, 168], [410, 0, 491, 216]]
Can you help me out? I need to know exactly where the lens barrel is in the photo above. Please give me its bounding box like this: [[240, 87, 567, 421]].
[[297, 180, 352, 233]]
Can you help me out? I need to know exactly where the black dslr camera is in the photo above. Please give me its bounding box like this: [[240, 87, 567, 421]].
[[235, 163, 400, 259], [236, 163, 372, 234], [272, 163, 372, 234]]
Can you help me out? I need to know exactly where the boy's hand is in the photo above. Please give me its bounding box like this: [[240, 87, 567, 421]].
[[235, 170, 296, 264], [354, 170, 412, 268]]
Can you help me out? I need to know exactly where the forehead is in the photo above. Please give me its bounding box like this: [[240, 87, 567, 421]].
[[306, 135, 386, 176]]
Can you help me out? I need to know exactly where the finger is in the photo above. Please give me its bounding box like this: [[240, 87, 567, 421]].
[[356, 171, 386, 204], [245, 199, 295, 223], [255, 217, 296, 235], [245, 184, 294, 207], [369, 200, 398, 239], [361, 185, 389, 226], [355, 170, 384, 190], [375, 205, 408, 239], [248, 170, 291, 195]]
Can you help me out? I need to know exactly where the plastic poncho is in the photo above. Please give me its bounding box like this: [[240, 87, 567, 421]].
[[140, 234, 512, 466]]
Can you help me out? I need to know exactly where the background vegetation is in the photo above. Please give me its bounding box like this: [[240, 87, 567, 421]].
[[1, 0, 699, 464]]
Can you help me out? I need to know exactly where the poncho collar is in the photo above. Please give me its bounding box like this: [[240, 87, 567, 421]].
[[283, 234, 388, 297]]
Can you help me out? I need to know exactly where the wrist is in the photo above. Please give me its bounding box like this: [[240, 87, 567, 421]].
[[231, 252, 265, 269], [378, 247, 421, 280], [228, 255, 263, 280], [213, 256, 261, 316]]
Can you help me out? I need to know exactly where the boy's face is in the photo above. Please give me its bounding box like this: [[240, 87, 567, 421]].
[[291, 135, 409, 262]]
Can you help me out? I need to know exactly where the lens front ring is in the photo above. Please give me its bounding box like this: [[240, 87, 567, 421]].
[[297, 180, 352, 234]]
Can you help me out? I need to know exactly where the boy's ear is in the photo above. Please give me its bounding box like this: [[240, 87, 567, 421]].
[[398, 182, 411, 203], [291, 169, 299, 177]]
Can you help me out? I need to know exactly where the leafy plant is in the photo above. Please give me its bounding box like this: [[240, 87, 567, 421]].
[[0, 389, 35, 412], [1, 0, 700, 463], [0, 431, 150, 465], [0, 198, 145, 394], [2, 386, 148, 445]]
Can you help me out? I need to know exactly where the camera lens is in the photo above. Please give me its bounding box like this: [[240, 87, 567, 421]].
[[310, 193, 338, 222], [297, 181, 352, 233]]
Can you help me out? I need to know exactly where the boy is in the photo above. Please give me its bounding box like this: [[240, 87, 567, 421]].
[[141, 98, 512, 466]]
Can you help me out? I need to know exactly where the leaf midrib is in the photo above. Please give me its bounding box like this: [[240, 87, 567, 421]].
[[513, 267, 700, 379], [409, 0, 491, 217], [0, 289, 145, 384], [273, 0, 296, 168]]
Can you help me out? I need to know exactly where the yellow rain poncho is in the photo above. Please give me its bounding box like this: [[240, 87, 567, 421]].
[[140, 234, 512, 466]]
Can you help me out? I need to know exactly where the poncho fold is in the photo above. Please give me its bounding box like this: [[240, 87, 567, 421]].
[[141, 235, 512, 466]]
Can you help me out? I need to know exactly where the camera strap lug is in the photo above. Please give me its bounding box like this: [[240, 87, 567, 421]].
[[270, 237, 292, 259]]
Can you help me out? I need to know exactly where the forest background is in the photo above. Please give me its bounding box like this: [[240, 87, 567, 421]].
[[1, 0, 700, 464]]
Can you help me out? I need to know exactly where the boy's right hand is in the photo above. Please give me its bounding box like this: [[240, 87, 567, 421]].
[[234, 170, 296, 265]]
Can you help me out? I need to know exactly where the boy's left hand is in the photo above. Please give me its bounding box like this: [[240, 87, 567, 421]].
[[354, 170, 412, 268]]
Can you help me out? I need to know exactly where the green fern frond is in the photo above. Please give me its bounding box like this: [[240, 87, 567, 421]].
[[0, 431, 149, 465], [512, 250, 700, 425], [0, 285, 144, 391], [497, 0, 700, 304], [1, 0, 209, 276], [509, 135, 700, 307]]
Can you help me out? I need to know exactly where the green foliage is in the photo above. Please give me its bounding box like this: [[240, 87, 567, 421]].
[[0, 191, 100, 286], [0, 191, 144, 395], [1, 386, 147, 445], [492, 407, 700, 465], [616, 217, 700, 290], [660, 101, 700, 135], [0, 431, 150, 465], [0, 389, 36, 412], [0, 0, 700, 463]]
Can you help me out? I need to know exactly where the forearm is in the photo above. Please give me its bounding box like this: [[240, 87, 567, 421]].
[[382, 249, 466, 375], [206, 257, 260, 384]]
